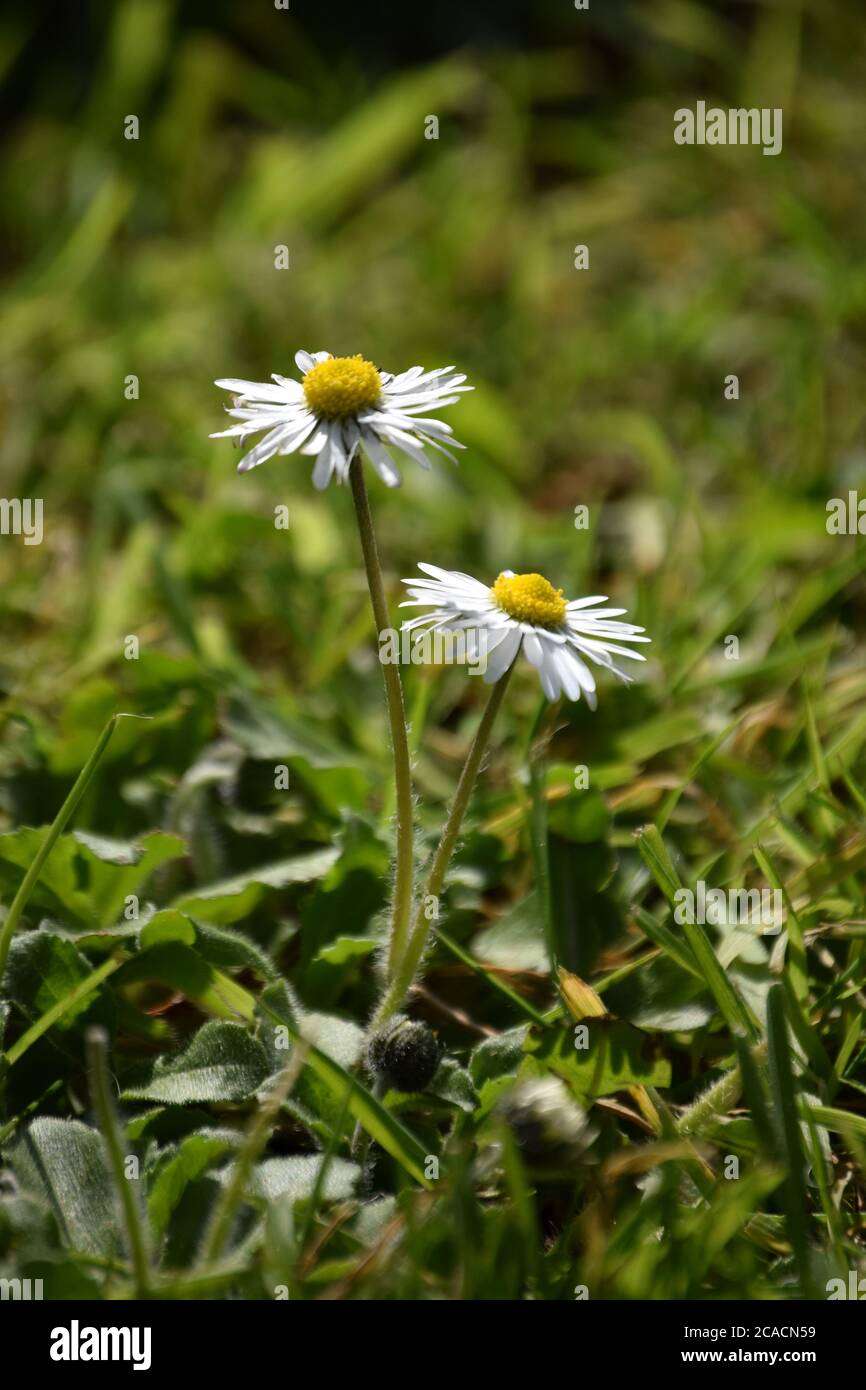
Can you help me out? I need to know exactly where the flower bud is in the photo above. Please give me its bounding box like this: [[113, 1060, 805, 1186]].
[[368, 1015, 442, 1092]]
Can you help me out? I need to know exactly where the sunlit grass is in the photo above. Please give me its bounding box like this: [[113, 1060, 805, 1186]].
[[0, 1, 865, 1300]]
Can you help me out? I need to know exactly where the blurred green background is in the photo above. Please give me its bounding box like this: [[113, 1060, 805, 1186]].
[[0, 0, 864, 918], [2, 0, 866, 1303]]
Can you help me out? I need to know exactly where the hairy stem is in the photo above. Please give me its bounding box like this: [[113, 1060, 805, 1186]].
[[371, 666, 513, 1030], [348, 457, 415, 981]]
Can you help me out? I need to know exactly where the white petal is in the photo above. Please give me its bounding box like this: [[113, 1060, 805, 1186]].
[[571, 634, 648, 663], [483, 625, 521, 683], [361, 431, 402, 487], [299, 427, 330, 456], [271, 375, 305, 398], [566, 595, 609, 611], [237, 424, 295, 473], [215, 378, 297, 404], [559, 648, 595, 702], [374, 424, 432, 471], [539, 663, 561, 701], [522, 631, 546, 668], [295, 349, 330, 374], [311, 445, 334, 490], [416, 563, 482, 588], [326, 423, 348, 482]]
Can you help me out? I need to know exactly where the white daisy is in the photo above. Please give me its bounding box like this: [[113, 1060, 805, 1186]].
[[210, 350, 472, 489], [400, 565, 651, 706]]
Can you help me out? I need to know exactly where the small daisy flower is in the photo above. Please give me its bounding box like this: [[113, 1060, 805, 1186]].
[[400, 564, 651, 706], [210, 350, 472, 489]]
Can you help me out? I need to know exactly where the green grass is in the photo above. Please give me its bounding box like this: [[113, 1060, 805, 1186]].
[[1, 0, 865, 1300]]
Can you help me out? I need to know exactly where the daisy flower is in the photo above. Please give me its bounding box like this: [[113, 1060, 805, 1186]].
[[211, 350, 472, 489], [400, 565, 650, 705]]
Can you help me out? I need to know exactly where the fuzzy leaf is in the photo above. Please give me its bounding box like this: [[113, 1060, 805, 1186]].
[[122, 1022, 270, 1104]]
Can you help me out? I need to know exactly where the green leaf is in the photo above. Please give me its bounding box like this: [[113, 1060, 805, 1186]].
[[148, 1131, 238, 1237], [313, 936, 378, 967], [469, 1027, 527, 1087], [0, 829, 96, 930], [547, 832, 622, 977], [523, 1018, 671, 1100], [228, 1154, 359, 1203], [170, 848, 339, 924], [139, 910, 197, 950], [299, 818, 388, 985], [472, 891, 548, 972], [223, 696, 372, 815], [303, 936, 378, 1009], [427, 1058, 477, 1113], [73, 830, 149, 866], [6, 1117, 119, 1256], [121, 1022, 270, 1104], [2, 930, 115, 1037], [6, 951, 126, 1068], [258, 979, 300, 1033], [297, 1011, 364, 1071], [77, 830, 187, 928], [115, 943, 256, 1022], [605, 956, 715, 1032], [126, 1106, 215, 1144], [193, 919, 278, 982], [546, 789, 611, 843]]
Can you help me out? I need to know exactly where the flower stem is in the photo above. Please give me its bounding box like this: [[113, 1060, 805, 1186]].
[[86, 1026, 150, 1298], [371, 665, 513, 1030], [348, 457, 415, 981]]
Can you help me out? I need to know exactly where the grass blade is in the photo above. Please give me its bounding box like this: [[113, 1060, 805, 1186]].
[[5, 952, 128, 1068], [0, 713, 146, 984], [766, 985, 812, 1294]]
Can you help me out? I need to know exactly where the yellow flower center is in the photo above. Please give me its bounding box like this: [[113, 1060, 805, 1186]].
[[302, 355, 382, 420], [491, 572, 567, 627]]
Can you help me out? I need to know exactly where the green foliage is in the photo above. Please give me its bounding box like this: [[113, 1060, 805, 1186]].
[[121, 1022, 271, 1104], [6, 1118, 119, 1257], [523, 1018, 672, 1100], [1, 0, 866, 1301]]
